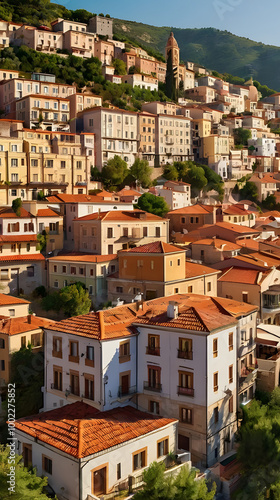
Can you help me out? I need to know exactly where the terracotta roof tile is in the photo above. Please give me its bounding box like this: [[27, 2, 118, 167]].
[[0, 254, 45, 262], [185, 261, 220, 278], [0, 207, 31, 218], [168, 204, 215, 215], [37, 209, 61, 217], [0, 294, 30, 305], [121, 241, 183, 254], [0, 235, 37, 243], [14, 403, 175, 458], [191, 238, 241, 251], [0, 315, 54, 336], [48, 253, 117, 263], [218, 267, 262, 285], [75, 210, 165, 222]]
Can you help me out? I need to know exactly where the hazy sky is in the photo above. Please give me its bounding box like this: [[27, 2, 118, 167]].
[[55, 0, 280, 47]]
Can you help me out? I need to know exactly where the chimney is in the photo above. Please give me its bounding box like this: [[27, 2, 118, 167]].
[[27, 314, 32, 324], [167, 301, 179, 320]]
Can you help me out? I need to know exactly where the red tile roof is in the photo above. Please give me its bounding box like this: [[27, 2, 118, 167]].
[[0, 207, 31, 218], [0, 254, 45, 262], [218, 267, 264, 285], [185, 261, 221, 279], [191, 238, 240, 251], [0, 235, 37, 243], [37, 209, 61, 217], [75, 210, 165, 222], [49, 253, 117, 263], [168, 204, 215, 215], [0, 294, 30, 305], [0, 315, 54, 336], [15, 403, 175, 458], [121, 241, 183, 254]]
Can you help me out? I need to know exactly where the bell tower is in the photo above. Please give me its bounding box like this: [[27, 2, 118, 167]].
[[165, 32, 180, 89]]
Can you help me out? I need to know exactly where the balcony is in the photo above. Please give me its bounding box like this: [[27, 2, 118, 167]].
[[263, 286, 280, 312], [146, 346, 160, 356], [177, 350, 193, 360], [177, 386, 194, 397], [118, 385, 137, 398], [144, 381, 162, 393]]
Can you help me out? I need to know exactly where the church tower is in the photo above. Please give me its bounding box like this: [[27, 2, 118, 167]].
[[165, 32, 180, 89]]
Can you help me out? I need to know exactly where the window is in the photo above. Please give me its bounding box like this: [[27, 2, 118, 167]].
[[143, 226, 148, 237], [229, 365, 233, 384], [117, 463, 121, 481], [0, 359, 5, 370], [52, 337, 62, 358], [8, 309, 15, 317], [157, 438, 169, 458], [213, 338, 218, 358], [61, 160, 66, 169], [84, 375, 94, 400], [133, 449, 147, 471], [76, 161, 82, 169], [149, 400, 159, 415], [178, 338, 193, 359], [46, 160, 53, 168], [181, 407, 193, 424], [42, 456, 52, 475], [207, 282, 211, 292], [188, 286, 193, 293], [85, 346, 94, 367], [70, 371, 79, 396], [107, 227, 113, 238], [62, 265, 66, 273], [27, 266, 34, 277], [69, 341, 79, 362], [229, 396, 233, 413], [0, 338, 5, 349], [53, 265, 57, 273], [21, 336, 26, 348], [178, 371, 194, 396], [116, 286, 123, 294], [213, 372, 218, 392], [147, 334, 160, 356], [70, 267, 76, 275], [119, 341, 130, 362], [155, 227, 161, 237], [53, 366, 62, 390], [31, 333, 42, 347], [213, 406, 219, 424], [229, 332, 233, 351], [242, 292, 248, 303]]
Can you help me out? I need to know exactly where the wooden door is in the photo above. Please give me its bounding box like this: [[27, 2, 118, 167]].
[[121, 374, 129, 396], [93, 466, 107, 496]]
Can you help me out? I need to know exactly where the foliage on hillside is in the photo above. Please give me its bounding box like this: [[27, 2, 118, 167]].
[[0, 46, 169, 111]]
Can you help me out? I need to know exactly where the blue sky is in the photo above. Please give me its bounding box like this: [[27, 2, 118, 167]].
[[55, 0, 280, 47]]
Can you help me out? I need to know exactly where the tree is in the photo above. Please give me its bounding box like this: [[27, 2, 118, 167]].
[[165, 51, 176, 101], [163, 164, 179, 181], [12, 198, 22, 217], [60, 282, 91, 317], [90, 165, 102, 182], [10, 345, 44, 418], [181, 163, 207, 196], [262, 194, 278, 211], [234, 128, 252, 146], [239, 180, 258, 201], [0, 445, 49, 500], [112, 58, 126, 75], [101, 155, 128, 188], [133, 461, 216, 500], [130, 158, 153, 188], [135, 192, 169, 217]]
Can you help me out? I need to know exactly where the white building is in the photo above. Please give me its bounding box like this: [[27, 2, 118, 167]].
[[14, 402, 178, 499], [121, 74, 158, 91], [248, 137, 276, 157], [152, 180, 191, 210]]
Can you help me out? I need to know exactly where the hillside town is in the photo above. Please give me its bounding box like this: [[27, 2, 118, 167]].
[[0, 10, 280, 500]]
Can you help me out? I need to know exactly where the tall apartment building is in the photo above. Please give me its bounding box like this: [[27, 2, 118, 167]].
[[80, 107, 138, 169], [16, 95, 70, 131], [87, 15, 113, 38], [155, 114, 193, 165]]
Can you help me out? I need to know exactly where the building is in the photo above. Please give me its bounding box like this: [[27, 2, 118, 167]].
[[73, 210, 169, 254], [107, 241, 219, 303], [48, 253, 118, 305], [191, 238, 241, 265], [0, 312, 53, 387], [121, 73, 158, 91], [16, 95, 70, 131], [256, 323, 280, 392], [137, 111, 156, 166], [14, 402, 177, 500], [87, 15, 114, 38], [155, 114, 193, 166], [168, 204, 217, 234], [79, 107, 138, 169], [250, 173, 280, 201], [0, 206, 45, 294], [152, 181, 191, 210], [248, 137, 276, 157], [172, 222, 260, 245]]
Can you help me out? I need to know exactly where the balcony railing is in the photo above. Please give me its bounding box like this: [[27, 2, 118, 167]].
[[177, 350, 193, 360], [144, 381, 162, 392], [177, 386, 194, 397], [146, 346, 160, 356], [118, 385, 137, 398]]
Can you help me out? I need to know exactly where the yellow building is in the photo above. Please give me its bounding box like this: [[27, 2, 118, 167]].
[[107, 241, 220, 303]]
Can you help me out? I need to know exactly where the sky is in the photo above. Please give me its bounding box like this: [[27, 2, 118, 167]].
[[55, 0, 280, 47]]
